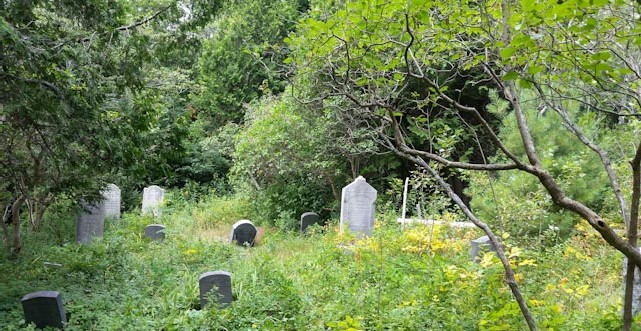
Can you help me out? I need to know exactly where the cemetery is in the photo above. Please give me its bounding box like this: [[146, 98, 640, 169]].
[[0, 179, 628, 330], [2, 0, 641, 330]]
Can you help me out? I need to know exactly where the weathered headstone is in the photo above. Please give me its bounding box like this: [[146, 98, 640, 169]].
[[199, 271, 233, 308], [340, 176, 377, 238], [300, 212, 321, 233], [21, 291, 67, 329], [230, 220, 257, 247], [623, 248, 641, 316], [76, 202, 104, 244], [470, 235, 499, 261], [102, 184, 121, 220], [144, 224, 166, 242], [142, 185, 164, 217]]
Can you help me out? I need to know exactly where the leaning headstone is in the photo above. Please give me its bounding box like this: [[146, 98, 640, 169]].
[[623, 248, 641, 317], [102, 184, 121, 220], [76, 202, 104, 244], [142, 185, 164, 217], [470, 235, 499, 261], [144, 224, 166, 242], [21, 291, 67, 329], [300, 212, 321, 233], [340, 176, 377, 238], [230, 220, 257, 247], [199, 271, 233, 308]]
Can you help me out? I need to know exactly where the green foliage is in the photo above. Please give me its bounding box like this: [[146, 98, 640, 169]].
[[232, 92, 347, 230], [195, 0, 302, 126], [0, 192, 630, 330], [466, 91, 634, 242]]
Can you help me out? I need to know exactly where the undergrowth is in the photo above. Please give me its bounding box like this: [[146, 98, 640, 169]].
[[0, 193, 632, 330]]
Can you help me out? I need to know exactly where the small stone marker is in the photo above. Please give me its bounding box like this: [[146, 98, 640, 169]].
[[76, 202, 104, 244], [340, 176, 377, 238], [142, 185, 164, 217], [102, 184, 121, 220], [144, 224, 166, 242], [470, 235, 499, 261], [199, 271, 233, 308], [300, 212, 321, 233], [230, 220, 257, 247], [21, 291, 67, 329]]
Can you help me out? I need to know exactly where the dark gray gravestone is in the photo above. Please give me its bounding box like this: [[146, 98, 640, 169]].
[[102, 184, 121, 220], [76, 202, 104, 244], [141, 185, 164, 217], [300, 212, 321, 233], [21, 291, 66, 329], [340, 176, 377, 238], [623, 248, 641, 317], [230, 220, 257, 247], [199, 271, 232, 308], [470, 235, 499, 261], [144, 224, 166, 242]]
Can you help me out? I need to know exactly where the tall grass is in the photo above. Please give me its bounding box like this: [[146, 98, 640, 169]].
[[0, 192, 629, 330]]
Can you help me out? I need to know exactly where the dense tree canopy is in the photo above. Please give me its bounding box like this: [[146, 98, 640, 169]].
[[2, 0, 641, 328]]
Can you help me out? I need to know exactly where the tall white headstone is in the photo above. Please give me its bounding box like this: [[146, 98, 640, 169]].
[[142, 185, 164, 217], [102, 184, 121, 220], [340, 176, 377, 238]]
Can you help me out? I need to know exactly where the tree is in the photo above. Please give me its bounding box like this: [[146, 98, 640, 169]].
[[232, 91, 348, 228], [195, 0, 304, 127], [0, 0, 221, 255], [288, 0, 641, 329]]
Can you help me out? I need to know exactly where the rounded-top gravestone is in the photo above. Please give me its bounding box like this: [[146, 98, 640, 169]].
[[199, 271, 233, 308], [230, 220, 257, 247], [142, 185, 164, 217], [300, 212, 321, 233], [144, 224, 166, 242], [21, 291, 66, 329]]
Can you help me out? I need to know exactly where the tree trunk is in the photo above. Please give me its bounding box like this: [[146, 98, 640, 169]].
[[1, 202, 9, 247], [623, 141, 641, 331], [29, 197, 50, 232], [11, 195, 26, 256]]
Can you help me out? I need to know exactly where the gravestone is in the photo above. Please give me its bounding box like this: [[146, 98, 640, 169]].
[[340, 176, 377, 238], [144, 224, 166, 242], [102, 184, 121, 220], [21, 291, 67, 329], [76, 202, 104, 244], [300, 212, 321, 233], [142, 185, 164, 217], [623, 248, 641, 317], [199, 271, 233, 308], [470, 235, 499, 261], [230, 220, 257, 247]]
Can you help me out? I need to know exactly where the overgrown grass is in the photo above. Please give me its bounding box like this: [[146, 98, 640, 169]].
[[0, 193, 634, 330]]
